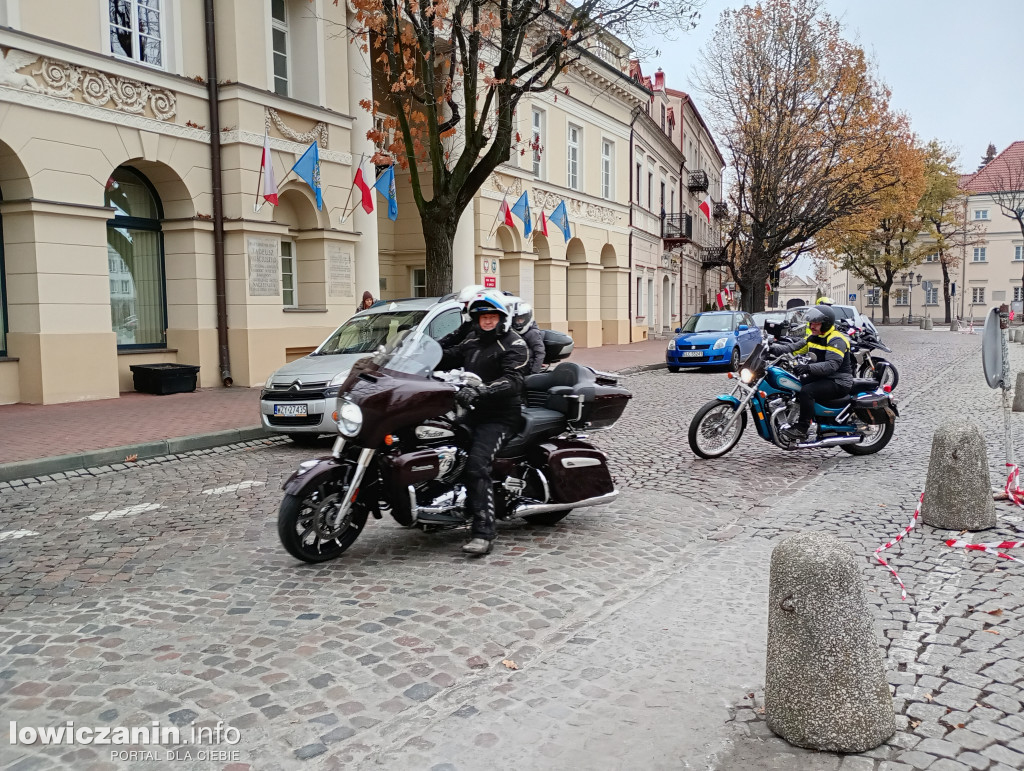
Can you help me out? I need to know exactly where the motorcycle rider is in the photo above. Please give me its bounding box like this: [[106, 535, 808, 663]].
[[768, 304, 853, 442], [511, 300, 546, 374], [440, 292, 530, 556]]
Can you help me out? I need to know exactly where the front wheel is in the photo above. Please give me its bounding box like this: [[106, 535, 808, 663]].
[[860, 358, 899, 390], [729, 347, 742, 371], [841, 420, 895, 456], [688, 400, 747, 459], [278, 486, 369, 563]]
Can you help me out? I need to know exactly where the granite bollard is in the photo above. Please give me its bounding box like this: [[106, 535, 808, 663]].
[[1013, 373, 1024, 412], [921, 421, 996, 529], [950, 318, 959, 331], [765, 532, 895, 753]]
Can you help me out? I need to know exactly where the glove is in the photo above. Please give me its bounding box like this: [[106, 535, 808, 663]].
[[792, 363, 810, 377], [455, 385, 482, 408], [768, 344, 786, 356]]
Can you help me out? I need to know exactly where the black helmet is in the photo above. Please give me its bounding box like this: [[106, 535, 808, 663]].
[[804, 305, 835, 333]]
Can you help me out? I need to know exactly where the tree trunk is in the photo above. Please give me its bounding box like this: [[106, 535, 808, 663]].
[[421, 205, 459, 297], [881, 292, 890, 325], [941, 261, 951, 324], [738, 270, 768, 313]]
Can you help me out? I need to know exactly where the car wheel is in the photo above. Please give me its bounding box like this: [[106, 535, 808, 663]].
[[729, 347, 741, 371]]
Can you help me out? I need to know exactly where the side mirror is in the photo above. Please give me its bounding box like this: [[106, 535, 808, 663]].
[[738, 324, 749, 331], [674, 327, 682, 334]]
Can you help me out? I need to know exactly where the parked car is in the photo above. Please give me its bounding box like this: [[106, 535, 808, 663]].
[[666, 311, 764, 372], [261, 297, 466, 443]]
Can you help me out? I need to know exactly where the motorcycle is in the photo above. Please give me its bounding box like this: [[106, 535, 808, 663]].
[[277, 330, 632, 563], [687, 341, 898, 459], [837, 320, 898, 389]]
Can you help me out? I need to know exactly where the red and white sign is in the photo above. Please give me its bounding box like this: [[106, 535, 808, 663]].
[[484, 276, 496, 288]]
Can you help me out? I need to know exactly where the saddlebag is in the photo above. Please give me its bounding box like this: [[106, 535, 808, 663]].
[[851, 392, 896, 425], [531, 439, 614, 504]]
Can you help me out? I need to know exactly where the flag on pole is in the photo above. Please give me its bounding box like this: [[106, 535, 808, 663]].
[[291, 141, 322, 210], [716, 290, 726, 310], [536, 210, 549, 237], [260, 131, 278, 206], [511, 191, 532, 237], [499, 198, 514, 227], [698, 196, 712, 223], [549, 200, 571, 242], [353, 161, 373, 214], [372, 165, 398, 221]]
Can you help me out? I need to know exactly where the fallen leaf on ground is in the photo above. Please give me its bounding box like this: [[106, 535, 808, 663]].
[[923, 693, 933, 701], [987, 608, 1004, 616], [125, 454, 138, 462], [956, 723, 966, 728], [754, 707, 765, 714], [502, 659, 519, 670], [910, 720, 921, 729], [984, 629, 1000, 635]]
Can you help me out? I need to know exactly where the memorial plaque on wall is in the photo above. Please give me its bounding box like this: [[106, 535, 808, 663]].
[[327, 243, 354, 299], [247, 236, 280, 296]]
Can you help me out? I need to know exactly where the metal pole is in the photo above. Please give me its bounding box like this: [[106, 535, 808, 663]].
[[1000, 304, 1014, 468]]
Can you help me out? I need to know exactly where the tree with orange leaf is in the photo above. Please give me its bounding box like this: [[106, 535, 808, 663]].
[[337, 0, 700, 294], [696, 0, 908, 312]]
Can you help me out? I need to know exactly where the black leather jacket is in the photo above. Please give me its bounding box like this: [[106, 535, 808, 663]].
[[521, 326, 546, 374], [440, 328, 530, 420]]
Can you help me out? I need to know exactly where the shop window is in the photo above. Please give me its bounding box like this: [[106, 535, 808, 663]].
[[105, 167, 166, 349]]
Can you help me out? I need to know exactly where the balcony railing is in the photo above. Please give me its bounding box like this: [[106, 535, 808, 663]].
[[700, 246, 728, 267], [713, 202, 729, 219], [662, 213, 692, 242], [688, 170, 709, 193]]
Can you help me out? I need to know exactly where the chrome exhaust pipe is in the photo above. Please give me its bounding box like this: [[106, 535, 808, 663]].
[[796, 435, 861, 448], [513, 490, 619, 517]]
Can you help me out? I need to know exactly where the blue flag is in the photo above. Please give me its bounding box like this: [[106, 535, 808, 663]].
[[511, 191, 532, 237], [373, 166, 398, 221], [290, 142, 322, 210], [549, 200, 571, 242]]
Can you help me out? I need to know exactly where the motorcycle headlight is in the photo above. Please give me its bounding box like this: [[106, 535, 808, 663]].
[[713, 337, 728, 350], [739, 367, 755, 384], [337, 400, 363, 437], [667, 340, 676, 351], [329, 369, 352, 387]]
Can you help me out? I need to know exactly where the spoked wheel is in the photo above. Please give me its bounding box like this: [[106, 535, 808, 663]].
[[859, 358, 899, 390], [278, 480, 370, 563], [840, 420, 895, 456], [688, 400, 747, 459]]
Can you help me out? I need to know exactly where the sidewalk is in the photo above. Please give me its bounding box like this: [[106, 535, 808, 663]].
[[0, 336, 669, 482]]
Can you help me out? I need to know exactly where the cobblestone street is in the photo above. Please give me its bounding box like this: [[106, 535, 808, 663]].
[[3, 327, 1024, 770]]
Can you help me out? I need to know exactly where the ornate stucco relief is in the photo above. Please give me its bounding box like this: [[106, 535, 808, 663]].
[[266, 108, 329, 149]]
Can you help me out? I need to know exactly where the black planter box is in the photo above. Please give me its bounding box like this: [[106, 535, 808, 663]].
[[129, 363, 201, 395]]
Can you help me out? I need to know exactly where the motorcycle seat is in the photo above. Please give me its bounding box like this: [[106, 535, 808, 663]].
[[851, 378, 880, 391], [498, 407, 567, 457]]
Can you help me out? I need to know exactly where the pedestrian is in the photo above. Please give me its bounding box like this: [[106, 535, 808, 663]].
[[357, 290, 375, 312]]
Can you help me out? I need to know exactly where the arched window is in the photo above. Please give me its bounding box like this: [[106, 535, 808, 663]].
[[105, 167, 166, 348]]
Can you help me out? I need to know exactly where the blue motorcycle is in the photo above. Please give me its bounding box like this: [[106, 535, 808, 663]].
[[687, 341, 898, 458]]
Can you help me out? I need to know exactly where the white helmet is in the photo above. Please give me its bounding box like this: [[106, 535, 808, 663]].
[[512, 301, 535, 333], [456, 284, 486, 304], [463, 290, 512, 335]]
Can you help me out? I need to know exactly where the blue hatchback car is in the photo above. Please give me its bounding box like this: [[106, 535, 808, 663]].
[[666, 311, 764, 371]]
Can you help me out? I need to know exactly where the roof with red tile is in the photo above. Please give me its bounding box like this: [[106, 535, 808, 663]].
[[960, 141, 1024, 194]]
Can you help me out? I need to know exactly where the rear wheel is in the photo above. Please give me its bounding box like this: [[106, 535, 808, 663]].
[[688, 400, 747, 459], [278, 479, 370, 563], [524, 510, 572, 525], [840, 421, 895, 456], [859, 358, 899, 390]]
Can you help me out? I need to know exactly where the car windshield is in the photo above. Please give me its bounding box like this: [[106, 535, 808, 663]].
[[681, 314, 735, 333], [833, 306, 857, 319], [316, 309, 428, 355]]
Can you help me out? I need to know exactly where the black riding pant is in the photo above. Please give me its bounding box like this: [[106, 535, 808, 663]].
[[797, 379, 849, 426], [466, 418, 517, 540]]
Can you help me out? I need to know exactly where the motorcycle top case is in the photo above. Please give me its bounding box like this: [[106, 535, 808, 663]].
[[851, 392, 896, 425], [531, 439, 614, 504]]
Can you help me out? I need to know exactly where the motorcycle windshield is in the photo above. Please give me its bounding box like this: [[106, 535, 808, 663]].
[[372, 330, 443, 378]]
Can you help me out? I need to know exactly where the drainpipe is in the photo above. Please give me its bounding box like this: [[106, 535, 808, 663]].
[[205, 0, 232, 386], [628, 115, 635, 343]]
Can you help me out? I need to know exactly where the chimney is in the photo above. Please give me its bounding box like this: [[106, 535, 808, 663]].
[[654, 68, 665, 91]]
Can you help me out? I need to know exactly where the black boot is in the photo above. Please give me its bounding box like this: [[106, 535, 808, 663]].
[[781, 422, 809, 442], [462, 538, 493, 556]]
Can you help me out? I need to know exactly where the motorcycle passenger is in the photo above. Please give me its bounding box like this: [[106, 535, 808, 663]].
[[511, 300, 546, 374], [769, 305, 853, 442], [440, 293, 530, 556]]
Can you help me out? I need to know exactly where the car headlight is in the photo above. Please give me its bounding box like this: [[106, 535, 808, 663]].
[[265, 372, 276, 388], [713, 337, 728, 350], [329, 369, 352, 387], [739, 368, 755, 384], [667, 340, 676, 351], [337, 400, 363, 437]]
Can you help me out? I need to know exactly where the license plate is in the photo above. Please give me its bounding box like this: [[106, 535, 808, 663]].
[[274, 403, 308, 417], [682, 351, 703, 358]]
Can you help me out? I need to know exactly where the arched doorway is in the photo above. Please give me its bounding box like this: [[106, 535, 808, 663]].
[[662, 275, 672, 331], [786, 298, 806, 309], [105, 167, 165, 348], [0, 139, 33, 360]]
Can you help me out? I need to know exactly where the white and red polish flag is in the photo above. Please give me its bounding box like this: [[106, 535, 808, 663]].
[[261, 130, 279, 206], [698, 196, 711, 223]]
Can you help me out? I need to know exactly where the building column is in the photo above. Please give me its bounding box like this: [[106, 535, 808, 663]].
[[497, 250, 537, 303], [601, 265, 629, 344], [534, 257, 569, 333], [347, 32, 380, 299], [567, 263, 603, 348]]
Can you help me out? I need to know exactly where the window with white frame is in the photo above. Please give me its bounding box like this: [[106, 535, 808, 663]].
[[635, 161, 642, 205], [636, 277, 642, 318], [531, 109, 544, 178], [109, 0, 164, 67], [647, 170, 653, 212], [893, 288, 908, 306], [1015, 245, 1023, 261], [973, 247, 987, 262], [974, 209, 989, 220], [1014, 287, 1024, 302], [925, 287, 939, 305], [670, 189, 675, 217], [412, 268, 426, 297], [281, 240, 296, 307], [659, 181, 665, 216], [924, 252, 939, 262], [867, 288, 880, 306], [271, 0, 290, 96], [972, 287, 985, 304], [660, 104, 666, 131], [601, 139, 613, 199], [567, 124, 580, 190]]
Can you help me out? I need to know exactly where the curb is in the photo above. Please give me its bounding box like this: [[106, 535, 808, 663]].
[[617, 362, 668, 376], [0, 426, 274, 483]]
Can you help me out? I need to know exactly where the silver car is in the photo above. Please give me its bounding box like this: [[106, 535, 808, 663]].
[[260, 297, 465, 441]]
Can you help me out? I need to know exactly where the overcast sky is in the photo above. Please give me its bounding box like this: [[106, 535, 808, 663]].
[[643, 0, 1024, 174]]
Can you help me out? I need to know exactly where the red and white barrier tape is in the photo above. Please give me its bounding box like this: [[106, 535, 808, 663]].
[[874, 491, 924, 601], [1005, 463, 1024, 507], [944, 539, 1024, 564]]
